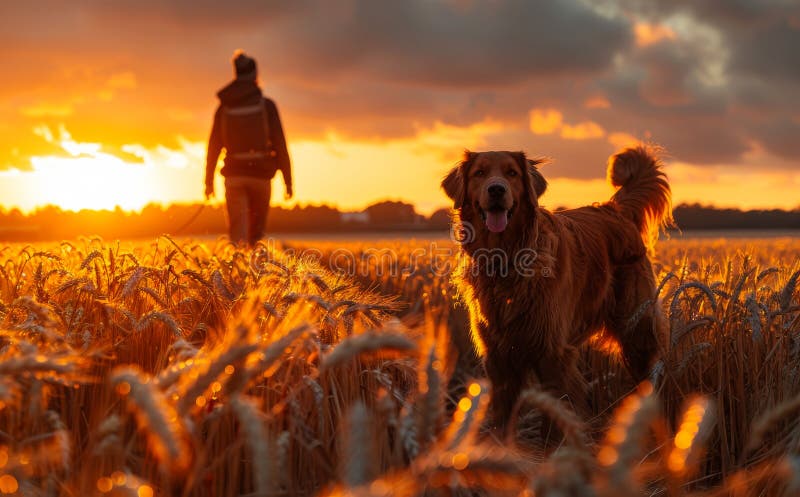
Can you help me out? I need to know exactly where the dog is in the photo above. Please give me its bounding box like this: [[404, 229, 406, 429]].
[[441, 146, 672, 431]]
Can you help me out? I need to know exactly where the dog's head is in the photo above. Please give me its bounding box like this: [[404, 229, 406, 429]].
[[442, 151, 547, 234]]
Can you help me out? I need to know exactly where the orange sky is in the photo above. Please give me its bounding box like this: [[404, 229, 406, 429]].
[[1, 1, 799, 215]]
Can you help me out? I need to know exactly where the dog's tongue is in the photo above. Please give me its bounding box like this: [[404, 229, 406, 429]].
[[485, 210, 508, 233]]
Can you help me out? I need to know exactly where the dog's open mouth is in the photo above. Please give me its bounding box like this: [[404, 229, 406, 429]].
[[479, 206, 513, 233]]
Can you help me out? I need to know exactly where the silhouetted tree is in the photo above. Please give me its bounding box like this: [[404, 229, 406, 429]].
[[428, 208, 451, 228], [365, 201, 416, 226], [2, 202, 799, 242]]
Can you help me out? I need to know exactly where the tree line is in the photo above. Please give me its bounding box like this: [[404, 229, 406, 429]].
[[0, 201, 797, 241]]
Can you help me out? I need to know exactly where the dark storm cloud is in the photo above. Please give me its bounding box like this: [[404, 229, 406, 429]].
[[269, 1, 631, 86], [48, 0, 630, 86], [731, 22, 800, 83], [595, 31, 750, 165], [751, 118, 800, 160], [1, 0, 630, 86], [637, 0, 800, 84], [579, 0, 800, 170]]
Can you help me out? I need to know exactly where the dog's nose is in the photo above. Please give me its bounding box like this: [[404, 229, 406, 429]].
[[488, 184, 506, 198]]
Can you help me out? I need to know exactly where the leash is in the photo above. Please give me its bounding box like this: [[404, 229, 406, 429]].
[[173, 202, 207, 235]]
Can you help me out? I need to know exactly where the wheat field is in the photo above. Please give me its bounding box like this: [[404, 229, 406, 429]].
[[0, 235, 798, 496]]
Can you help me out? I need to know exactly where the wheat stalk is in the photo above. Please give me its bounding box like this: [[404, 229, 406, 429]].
[[342, 401, 376, 488], [111, 366, 192, 475], [512, 387, 588, 449], [231, 396, 274, 495], [746, 392, 800, 457], [136, 310, 183, 337], [596, 383, 660, 496], [321, 330, 416, 371]]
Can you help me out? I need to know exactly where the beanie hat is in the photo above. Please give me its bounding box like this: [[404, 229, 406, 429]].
[[233, 50, 257, 81]]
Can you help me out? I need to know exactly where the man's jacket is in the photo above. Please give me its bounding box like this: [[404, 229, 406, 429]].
[[205, 79, 291, 188]]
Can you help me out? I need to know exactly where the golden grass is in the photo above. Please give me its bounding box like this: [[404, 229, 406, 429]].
[[0, 235, 797, 496]]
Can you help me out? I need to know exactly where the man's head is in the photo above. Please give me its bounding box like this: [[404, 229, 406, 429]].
[[232, 50, 257, 81]]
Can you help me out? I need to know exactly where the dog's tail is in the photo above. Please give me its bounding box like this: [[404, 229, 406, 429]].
[[608, 145, 673, 251]]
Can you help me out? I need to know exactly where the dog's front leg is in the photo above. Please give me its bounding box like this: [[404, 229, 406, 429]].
[[484, 352, 523, 437], [535, 343, 590, 418]]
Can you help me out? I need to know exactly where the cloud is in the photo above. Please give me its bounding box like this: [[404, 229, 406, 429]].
[[584, 95, 611, 109], [560, 121, 605, 140], [529, 109, 605, 141], [106, 72, 137, 90], [0, 0, 798, 193], [529, 109, 563, 135], [279, 0, 631, 87], [20, 103, 74, 118], [750, 118, 800, 161], [634, 22, 677, 46], [599, 0, 800, 165], [97, 72, 137, 101], [667, 161, 800, 210], [607, 132, 640, 149]]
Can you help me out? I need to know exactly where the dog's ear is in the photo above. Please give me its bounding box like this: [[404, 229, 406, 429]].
[[441, 150, 476, 208], [511, 152, 547, 207], [527, 158, 548, 198], [442, 166, 464, 208]]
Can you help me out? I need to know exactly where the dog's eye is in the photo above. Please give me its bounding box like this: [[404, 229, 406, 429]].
[[474, 170, 485, 177], [507, 170, 518, 177]]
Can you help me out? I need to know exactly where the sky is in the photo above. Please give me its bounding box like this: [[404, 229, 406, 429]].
[[1, 0, 799, 215]]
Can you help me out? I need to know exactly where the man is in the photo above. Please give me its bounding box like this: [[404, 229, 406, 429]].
[[205, 50, 293, 245]]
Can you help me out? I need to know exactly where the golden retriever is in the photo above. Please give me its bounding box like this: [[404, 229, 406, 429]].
[[441, 146, 672, 431]]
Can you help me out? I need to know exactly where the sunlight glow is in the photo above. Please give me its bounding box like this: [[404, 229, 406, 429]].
[[31, 154, 152, 211], [634, 22, 677, 47], [529, 109, 563, 135], [0, 125, 209, 213], [588, 331, 622, 356], [668, 396, 710, 474], [529, 108, 606, 141], [2, 119, 799, 216], [584, 95, 611, 109], [560, 120, 605, 140], [23, 126, 155, 211], [0, 475, 18, 494], [96, 477, 113, 493]]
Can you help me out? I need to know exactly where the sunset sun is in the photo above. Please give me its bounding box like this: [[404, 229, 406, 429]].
[[32, 153, 152, 212], [1, 125, 206, 213]]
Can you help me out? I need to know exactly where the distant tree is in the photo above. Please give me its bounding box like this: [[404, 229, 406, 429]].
[[673, 203, 800, 230], [268, 204, 342, 232], [3, 201, 800, 242], [364, 200, 416, 226], [428, 208, 451, 228]]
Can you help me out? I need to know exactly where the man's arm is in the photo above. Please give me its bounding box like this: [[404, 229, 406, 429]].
[[266, 99, 292, 196], [205, 106, 223, 196]]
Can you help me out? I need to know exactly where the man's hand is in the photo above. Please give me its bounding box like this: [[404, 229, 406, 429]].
[[284, 184, 293, 201], [204, 183, 214, 199]]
